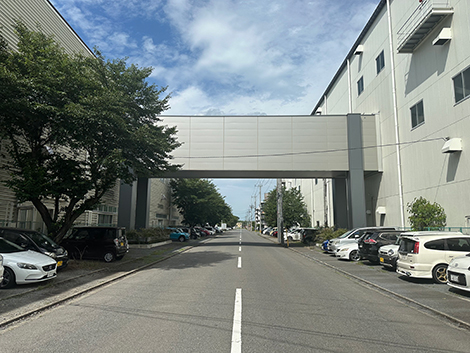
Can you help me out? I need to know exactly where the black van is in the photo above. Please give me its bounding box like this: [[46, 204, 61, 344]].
[[0, 227, 69, 270], [61, 226, 129, 262]]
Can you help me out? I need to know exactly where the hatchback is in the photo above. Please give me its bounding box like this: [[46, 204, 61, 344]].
[[328, 227, 396, 253], [0, 227, 69, 270], [61, 226, 129, 262], [0, 237, 57, 288], [396, 232, 470, 284]]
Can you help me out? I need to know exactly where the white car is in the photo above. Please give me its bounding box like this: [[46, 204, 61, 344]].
[[335, 242, 361, 261], [0, 254, 3, 283], [447, 254, 470, 292], [0, 237, 57, 289], [396, 231, 470, 284], [329, 227, 395, 253], [285, 229, 302, 242]]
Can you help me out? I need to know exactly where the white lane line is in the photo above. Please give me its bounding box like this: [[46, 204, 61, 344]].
[[231, 288, 242, 353], [238, 257, 242, 268], [239, 246, 241, 252]]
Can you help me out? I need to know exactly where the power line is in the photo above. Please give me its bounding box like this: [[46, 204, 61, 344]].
[[178, 137, 445, 159]]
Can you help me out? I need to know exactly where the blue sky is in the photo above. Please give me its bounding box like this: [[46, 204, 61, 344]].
[[51, 0, 379, 219]]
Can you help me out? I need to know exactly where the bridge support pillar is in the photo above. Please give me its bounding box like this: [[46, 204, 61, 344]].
[[346, 113, 367, 228], [118, 177, 150, 230]]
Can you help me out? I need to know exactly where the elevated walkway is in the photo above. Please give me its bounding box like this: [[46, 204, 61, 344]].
[[119, 114, 382, 231]]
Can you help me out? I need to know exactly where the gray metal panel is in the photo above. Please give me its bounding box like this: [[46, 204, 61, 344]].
[[1, 0, 93, 56], [161, 114, 378, 178]]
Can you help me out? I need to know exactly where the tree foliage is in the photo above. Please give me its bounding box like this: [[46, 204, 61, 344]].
[[0, 23, 180, 242], [170, 178, 237, 227], [262, 186, 311, 228], [407, 197, 446, 230]]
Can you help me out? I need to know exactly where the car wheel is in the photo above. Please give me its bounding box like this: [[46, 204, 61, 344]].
[[178, 235, 185, 242], [349, 250, 361, 262], [0, 267, 16, 289], [103, 252, 115, 263], [432, 264, 448, 284]]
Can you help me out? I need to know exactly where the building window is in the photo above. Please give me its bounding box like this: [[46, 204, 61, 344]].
[[410, 100, 424, 129], [376, 50, 385, 74], [357, 76, 364, 96], [453, 67, 470, 103]]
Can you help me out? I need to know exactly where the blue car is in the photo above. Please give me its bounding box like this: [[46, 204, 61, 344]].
[[169, 228, 190, 242], [322, 240, 330, 252]]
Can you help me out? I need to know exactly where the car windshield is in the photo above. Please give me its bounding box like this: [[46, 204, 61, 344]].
[[25, 231, 59, 250], [0, 237, 27, 253], [339, 230, 354, 239]]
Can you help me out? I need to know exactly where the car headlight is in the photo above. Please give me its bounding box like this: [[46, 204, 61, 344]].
[[64, 250, 68, 256], [44, 251, 57, 259], [340, 248, 349, 252], [388, 249, 394, 255], [17, 263, 38, 270]]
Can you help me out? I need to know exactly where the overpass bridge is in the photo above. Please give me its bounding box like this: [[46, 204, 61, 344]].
[[118, 113, 383, 230]]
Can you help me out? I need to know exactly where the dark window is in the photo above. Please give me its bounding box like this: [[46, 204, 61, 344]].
[[376, 50, 385, 74], [357, 76, 364, 96], [424, 239, 446, 250], [453, 67, 470, 103], [447, 238, 470, 251], [399, 238, 417, 253], [410, 100, 424, 128]]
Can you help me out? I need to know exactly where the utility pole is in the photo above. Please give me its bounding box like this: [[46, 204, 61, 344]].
[[259, 183, 262, 231], [277, 178, 284, 244]]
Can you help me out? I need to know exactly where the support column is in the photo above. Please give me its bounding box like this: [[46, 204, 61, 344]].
[[332, 179, 349, 229], [135, 177, 151, 230], [118, 180, 137, 230], [347, 114, 367, 228]]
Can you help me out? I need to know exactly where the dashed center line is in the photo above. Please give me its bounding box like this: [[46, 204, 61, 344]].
[[238, 257, 242, 268], [231, 288, 242, 353], [239, 246, 241, 252]]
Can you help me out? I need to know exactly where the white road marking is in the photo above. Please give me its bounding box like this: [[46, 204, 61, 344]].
[[231, 288, 242, 353], [239, 246, 241, 252], [238, 257, 242, 268]]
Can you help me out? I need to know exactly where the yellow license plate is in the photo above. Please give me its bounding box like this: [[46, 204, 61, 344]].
[[379, 257, 384, 263], [57, 261, 63, 267], [120, 242, 124, 246]]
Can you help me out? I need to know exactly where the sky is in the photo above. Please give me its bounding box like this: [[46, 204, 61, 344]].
[[50, 0, 380, 219]]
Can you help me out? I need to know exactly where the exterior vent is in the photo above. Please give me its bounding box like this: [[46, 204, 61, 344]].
[[432, 27, 452, 45], [354, 45, 364, 55], [442, 138, 462, 153]]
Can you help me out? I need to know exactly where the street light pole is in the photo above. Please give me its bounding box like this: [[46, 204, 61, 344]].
[[277, 178, 284, 244]]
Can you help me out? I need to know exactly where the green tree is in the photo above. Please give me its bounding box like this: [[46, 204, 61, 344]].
[[0, 24, 180, 242], [262, 186, 310, 228], [407, 197, 446, 230], [170, 178, 236, 227]]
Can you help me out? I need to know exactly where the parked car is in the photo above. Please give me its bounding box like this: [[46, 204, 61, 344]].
[[61, 226, 129, 263], [396, 231, 470, 284], [284, 228, 302, 242], [447, 254, 470, 292], [378, 236, 403, 270], [335, 241, 362, 261], [300, 228, 319, 244], [322, 239, 330, 252], [328, 227, 396, 253], [0, 227, 69, 270], [169, 228, 190, 242], [0, 237, 57, 289], [358, 230, 403, 263]]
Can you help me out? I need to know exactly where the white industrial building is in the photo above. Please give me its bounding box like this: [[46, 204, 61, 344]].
[[288, 0, 470, 229]]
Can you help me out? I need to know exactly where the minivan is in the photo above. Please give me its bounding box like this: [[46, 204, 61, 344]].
[[61, 226, 129, 262], [396, 231, 470, 284]]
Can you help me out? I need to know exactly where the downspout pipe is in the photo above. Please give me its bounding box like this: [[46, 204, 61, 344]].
[[386, 0, 405, 228]]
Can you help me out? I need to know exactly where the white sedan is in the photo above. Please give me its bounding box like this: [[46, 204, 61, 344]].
[[447, 254, 470, 292], [335, 242, 361, 261], [0, 237, 57, 289]]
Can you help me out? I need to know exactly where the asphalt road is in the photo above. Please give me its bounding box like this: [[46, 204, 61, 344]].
[[1, 229, 470, 352]]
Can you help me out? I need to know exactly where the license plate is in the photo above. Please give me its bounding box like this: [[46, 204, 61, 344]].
[[379, 257, 384, 263], [57, 261, 63, 267], [450, 274, 459, 283], [120, 242, 124, 246]]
